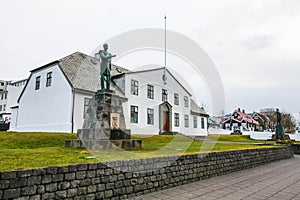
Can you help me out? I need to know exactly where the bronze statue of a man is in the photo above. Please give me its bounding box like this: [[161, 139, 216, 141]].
[[96, 43, 116, 90], [275, 108, 284, 140]]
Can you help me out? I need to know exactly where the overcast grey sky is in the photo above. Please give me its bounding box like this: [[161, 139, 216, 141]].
[[1, 0, 300, 114]]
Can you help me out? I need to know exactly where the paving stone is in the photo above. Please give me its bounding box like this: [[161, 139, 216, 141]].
[[138, 155, 300, 200]]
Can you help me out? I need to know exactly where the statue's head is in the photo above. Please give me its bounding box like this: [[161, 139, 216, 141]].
[[103, 43, 108, 50]]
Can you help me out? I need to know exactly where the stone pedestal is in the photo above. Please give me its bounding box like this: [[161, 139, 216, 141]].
[[66, 90, 142, 149], [270, 134, 290, 141]]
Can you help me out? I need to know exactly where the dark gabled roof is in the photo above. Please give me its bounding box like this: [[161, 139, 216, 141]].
[[18, 52, 129, 102], [58, 52, 129, 92], [30, 61, 60, 73], [221, 109, 259, 125], [235, 110, 259, 125], [190, 99, 209, 117], [28, 52, 129, 92], [26, 53, 192, 97]]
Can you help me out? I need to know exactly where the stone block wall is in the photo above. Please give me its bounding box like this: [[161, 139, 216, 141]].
[[0, 146, 293, 199]]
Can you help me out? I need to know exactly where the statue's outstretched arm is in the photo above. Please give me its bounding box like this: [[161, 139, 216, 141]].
[[100, 51, 116, 60]]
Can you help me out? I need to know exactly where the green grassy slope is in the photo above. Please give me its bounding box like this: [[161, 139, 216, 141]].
[[0, 132, 276, 171]]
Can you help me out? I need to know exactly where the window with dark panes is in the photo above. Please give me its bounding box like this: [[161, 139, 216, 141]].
[[131, 80, 138, 95], [35, 76, 41, 90], [201, 117, 205, 129], [174, 113, 179, 127], [147, 84, 154, 99], [184, 115, 189, 127], [162, 89, 168, 102], [46, 72, 52, 87], [147, 108, 154, 124], [193, 116, 197, 128], [174, 93, 179, 105], [131, 105, 138, 123], [184, 96, 188, 107]]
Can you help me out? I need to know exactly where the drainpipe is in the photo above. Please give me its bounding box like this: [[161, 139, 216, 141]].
[[15, 108, 19, 128], [71, 88, 75, 133]]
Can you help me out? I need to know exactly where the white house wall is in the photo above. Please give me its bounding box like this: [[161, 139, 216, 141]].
[[123, 69, 207, 136], [189, 116, 208, 136], [6, 85, 24, 112], [15, 64, 73, 132], [9, 107, 18, 131]]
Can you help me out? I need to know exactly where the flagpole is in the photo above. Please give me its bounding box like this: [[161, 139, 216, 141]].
[[164, 15, 167, 69], [163, 15, 167, 84]]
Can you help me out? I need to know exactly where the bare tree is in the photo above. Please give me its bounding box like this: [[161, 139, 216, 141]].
[[260, 108, 296, 132], [282, 112, 296, 131]]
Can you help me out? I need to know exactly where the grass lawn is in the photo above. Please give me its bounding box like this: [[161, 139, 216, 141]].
[[207, 134, 276, 144], [0, 132, 277, 171]]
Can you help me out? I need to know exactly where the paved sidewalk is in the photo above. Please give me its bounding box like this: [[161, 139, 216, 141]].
[[136, 155, 300, 200]]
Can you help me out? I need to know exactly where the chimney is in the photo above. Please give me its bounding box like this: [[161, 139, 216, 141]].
[[238, 108, 241, 112], [242, 109, 245, 113]]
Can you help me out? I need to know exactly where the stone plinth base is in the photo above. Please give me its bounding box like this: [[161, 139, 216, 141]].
[[270, 134, 290, 141], [65, 90, 142, 150], [65, 139, 142, 149], [78, 128, 131, 140], [110, 129, 131, 140]]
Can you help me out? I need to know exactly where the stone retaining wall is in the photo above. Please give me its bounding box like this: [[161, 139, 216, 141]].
[[0, 146, 293, 199]]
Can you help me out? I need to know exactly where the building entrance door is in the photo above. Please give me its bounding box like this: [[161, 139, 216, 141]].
[[163, 111, 169, 132], [159, 102, 172, 134]]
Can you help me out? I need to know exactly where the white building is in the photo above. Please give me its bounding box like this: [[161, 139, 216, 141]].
[[293, 113, 300, 131], [0, 79, 26, 124], [10, 52, 209, 135]]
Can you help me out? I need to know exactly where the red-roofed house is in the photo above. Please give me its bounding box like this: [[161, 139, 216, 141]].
[[222, 108, 260, 132]]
